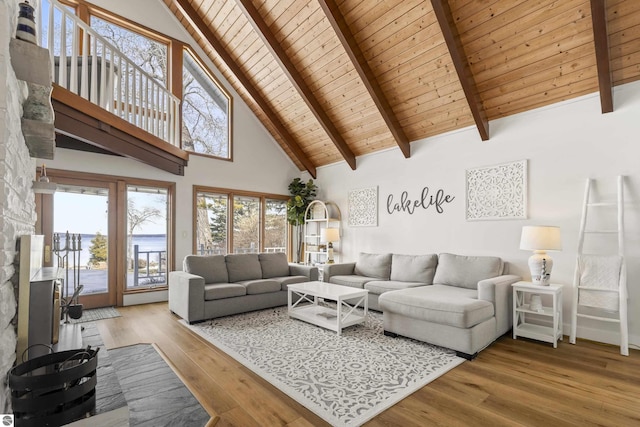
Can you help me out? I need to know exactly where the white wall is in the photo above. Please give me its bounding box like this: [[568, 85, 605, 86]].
[[311, 81, 640, 350], [38, 0, 302, 304]]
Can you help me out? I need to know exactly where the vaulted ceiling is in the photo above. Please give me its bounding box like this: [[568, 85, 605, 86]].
[[166, 0, 640, 177]]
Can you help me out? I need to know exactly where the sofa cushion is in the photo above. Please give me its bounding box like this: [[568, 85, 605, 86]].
[[183, 254, 229, 284], [277, 275, 310, 291], [354, 252, 392, 280], [329, 275, 374, 289], [364, 280, 427, 296], [379, 285, 493, 328], [390, 254, 438, 283], [226, 253, 262, 282], [204, 283, 246, 301], [237, 279, 281, 295], [259, 252, 290, 278], [433, 253, 503, 289]]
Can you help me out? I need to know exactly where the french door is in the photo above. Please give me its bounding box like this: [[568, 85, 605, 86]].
[[36, 169, 174, 308], [38, 176, 118, 309]]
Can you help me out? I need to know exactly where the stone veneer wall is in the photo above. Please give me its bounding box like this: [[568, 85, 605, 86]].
[[0, 0, 37, 412]]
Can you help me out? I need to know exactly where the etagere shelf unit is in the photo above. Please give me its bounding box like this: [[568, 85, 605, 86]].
[[303, 200, 341, 266]]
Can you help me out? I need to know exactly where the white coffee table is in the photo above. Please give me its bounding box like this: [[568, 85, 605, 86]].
[[287, 281, 368, 335]]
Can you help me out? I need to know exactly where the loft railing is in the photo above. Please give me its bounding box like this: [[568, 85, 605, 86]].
[[39, 0, 181, 147]]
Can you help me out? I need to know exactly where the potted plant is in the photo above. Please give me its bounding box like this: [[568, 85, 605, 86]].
[[287, 178, 317, 263]]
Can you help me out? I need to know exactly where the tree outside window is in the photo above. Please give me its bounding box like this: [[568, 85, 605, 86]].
[[195, 189, 288, 256], [182, 49, 231, 158]]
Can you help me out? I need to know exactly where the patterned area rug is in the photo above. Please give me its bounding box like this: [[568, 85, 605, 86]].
[[185, 306, 465, 426], [69, 307, 121, 323]]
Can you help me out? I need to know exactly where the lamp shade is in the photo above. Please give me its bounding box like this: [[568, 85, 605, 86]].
[[320, 228, 340, 243], [520, 226, 562, 251]]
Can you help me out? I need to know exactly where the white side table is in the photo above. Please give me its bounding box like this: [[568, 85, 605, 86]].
[[512, 281, 563, 348]]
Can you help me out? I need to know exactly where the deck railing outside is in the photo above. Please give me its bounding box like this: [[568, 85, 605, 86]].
[[197, 245, 286, 255], [133, 245, 166, 288], [39, 0, 181, 147]]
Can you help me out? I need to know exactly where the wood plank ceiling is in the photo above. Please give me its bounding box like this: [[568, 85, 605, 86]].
[[167, 0, 640, 177]]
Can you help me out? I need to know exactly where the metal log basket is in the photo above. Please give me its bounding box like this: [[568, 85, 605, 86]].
[[9, 346, 99, 427]]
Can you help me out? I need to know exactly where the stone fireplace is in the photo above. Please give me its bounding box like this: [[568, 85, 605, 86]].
[[0, 0, 46, 412]]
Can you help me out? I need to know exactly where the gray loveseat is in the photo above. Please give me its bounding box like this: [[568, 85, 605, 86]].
[[169, 252, 318, 323], [323, 252, 520, 359]]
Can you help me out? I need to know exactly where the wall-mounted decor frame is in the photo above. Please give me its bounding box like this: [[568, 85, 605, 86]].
[[466, 159, 527, 221], [348, 186, 378, 227]]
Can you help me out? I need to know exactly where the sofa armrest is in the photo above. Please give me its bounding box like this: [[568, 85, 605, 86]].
[[168, 271, 205, 323], [322, 262, 357, 282], [477, 274, 521, 336], [289, 263, 319, 281]]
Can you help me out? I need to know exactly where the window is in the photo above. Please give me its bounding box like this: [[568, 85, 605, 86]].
[[89, 15, 168, 87], [194, 188, 288, 256], [233, 196, 260, 254], [182, 48, 231, 158], [265, 199, 287, 253], [195, 192, 228, 255], [39, 0, 77, 56]]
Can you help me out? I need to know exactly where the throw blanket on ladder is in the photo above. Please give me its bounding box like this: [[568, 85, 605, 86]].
[[577, 255, 622, 311]]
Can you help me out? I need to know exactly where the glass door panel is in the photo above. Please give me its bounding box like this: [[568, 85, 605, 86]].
[[52, 182, 114, 308], [126, 185, 168, 290]]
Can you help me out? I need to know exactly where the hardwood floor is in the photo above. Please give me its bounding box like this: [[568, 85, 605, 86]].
[[97, 302, 640, 426]]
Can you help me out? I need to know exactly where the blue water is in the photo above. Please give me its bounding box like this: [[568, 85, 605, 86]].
[[53, 233, 166, 267], [54, 233, 167, 295]]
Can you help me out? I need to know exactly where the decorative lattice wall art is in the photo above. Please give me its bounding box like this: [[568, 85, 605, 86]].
[[348, 186, 378, 227], [465, 160, 528, 221]]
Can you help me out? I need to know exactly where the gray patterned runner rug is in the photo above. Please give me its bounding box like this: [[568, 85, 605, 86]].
[[184, 306, 464, 426]]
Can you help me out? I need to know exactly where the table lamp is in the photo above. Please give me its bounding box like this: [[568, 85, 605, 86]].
[[320, 228, 340, 264], [520, 225, 562, 286]]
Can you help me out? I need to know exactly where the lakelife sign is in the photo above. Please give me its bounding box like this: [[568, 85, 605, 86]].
[[386, 186, 455, 215]]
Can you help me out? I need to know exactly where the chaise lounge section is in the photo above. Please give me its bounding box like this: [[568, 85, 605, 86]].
[[169, 252, 318, 323], [324, 252, 520, 359]]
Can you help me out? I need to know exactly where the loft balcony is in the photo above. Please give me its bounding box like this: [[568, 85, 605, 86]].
[[40, 0, 188, 175]]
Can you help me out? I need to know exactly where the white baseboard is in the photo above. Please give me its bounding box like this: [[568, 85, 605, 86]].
[[123, 289, 168, 306], [562, 322, 640, 351]]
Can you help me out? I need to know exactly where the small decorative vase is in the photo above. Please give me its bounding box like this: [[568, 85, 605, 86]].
[[530, 294, 543, 312], [16, 1, 37, 45]]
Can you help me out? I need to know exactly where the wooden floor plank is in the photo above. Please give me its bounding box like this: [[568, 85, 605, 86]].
[[96, 303, 640, 427]]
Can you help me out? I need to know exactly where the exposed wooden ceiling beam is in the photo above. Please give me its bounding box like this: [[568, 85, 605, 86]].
[[430, 0, 489, 141], [235, 0, 357, 170], [590, 0, 613, 113], [318, 0, 411, 158], [173, 0, 317, 178]]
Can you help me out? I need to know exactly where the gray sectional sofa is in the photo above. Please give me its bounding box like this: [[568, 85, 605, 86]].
[[323, 252, 521, 359], [168, 252, 318, 323]]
